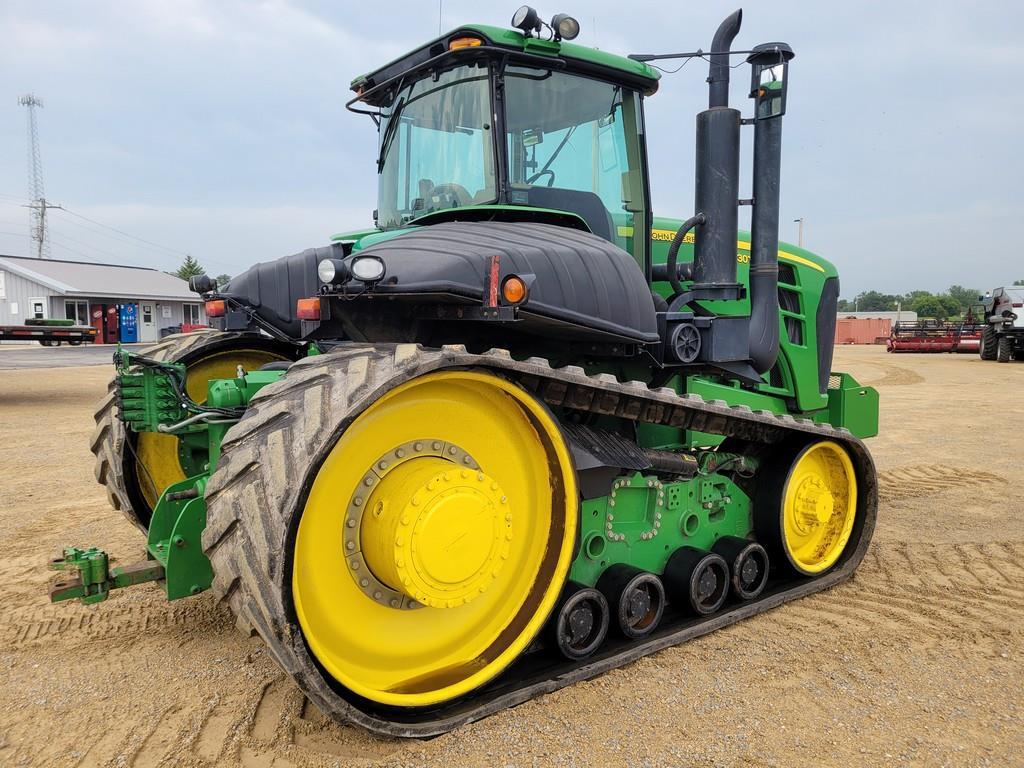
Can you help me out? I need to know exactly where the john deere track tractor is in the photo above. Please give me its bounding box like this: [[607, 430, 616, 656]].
[[55, 7, 879, 736]]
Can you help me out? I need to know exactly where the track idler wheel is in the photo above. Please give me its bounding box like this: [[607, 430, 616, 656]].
[[548, 582, 610, 660], [664, 546, 729, 615], [597, 565, 665, 639], [712, 536, 770, 601]]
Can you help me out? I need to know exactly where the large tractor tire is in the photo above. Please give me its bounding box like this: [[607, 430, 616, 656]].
[[91, 329, 297, 534], [997, 336, 1013, 363], [203, 345, 579, 736], [980, 325, 997, 360]]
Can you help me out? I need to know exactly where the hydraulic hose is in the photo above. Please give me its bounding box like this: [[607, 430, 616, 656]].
[[665, 213, 706, 295]]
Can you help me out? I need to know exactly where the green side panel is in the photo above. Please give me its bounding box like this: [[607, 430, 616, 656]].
[[569, 472, 751, 588], [147, 477, 213, 601], [647, 216, 836, 414], [817, 373, 879, 439]]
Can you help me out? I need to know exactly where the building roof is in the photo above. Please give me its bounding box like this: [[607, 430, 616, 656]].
[[0, 254, 198, 301]]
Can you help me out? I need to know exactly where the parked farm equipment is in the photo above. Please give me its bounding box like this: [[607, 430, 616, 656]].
[[49, 8, 879, 736]]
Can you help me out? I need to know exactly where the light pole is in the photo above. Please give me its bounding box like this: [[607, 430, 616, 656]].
[[792, 217, 804, 248]]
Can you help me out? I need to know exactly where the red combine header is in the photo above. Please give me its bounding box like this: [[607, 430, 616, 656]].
[[886, 306, 985, 353]]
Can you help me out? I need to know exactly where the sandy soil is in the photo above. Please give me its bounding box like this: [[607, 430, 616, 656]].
[[0, 346, 1021, 768]]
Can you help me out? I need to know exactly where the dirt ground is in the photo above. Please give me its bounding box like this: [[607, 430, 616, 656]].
[[0, 345, 1021, 768]]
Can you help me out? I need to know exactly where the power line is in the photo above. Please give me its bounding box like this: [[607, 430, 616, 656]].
[[59, 207, 191, 258]]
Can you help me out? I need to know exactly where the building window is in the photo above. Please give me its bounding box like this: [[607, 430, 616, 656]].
[[65, 300, 89, 325], [183, 303, 202, 324]]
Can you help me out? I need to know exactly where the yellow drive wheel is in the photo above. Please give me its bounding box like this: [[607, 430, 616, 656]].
[[780, 440, 858, 574], [293, 370, 578, 708], [134, 348, 287, 507]]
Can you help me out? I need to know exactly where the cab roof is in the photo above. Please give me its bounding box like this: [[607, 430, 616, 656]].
[[350, 24, 660, 106]]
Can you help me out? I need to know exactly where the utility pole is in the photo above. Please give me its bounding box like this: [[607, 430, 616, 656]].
[[19, 94, 59, 259], [792, 217, 804, 248]]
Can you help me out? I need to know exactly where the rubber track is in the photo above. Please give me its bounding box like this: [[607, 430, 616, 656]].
[[202, 343, 878, 737], [90, 329, 288, 534]]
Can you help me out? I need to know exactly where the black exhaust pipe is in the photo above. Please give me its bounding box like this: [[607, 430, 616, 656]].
[[692, 10, 743, 292], [708, 9, 743, 108], [746, 42, 795, 374]]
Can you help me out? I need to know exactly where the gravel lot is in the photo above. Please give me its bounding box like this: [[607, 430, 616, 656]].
[[0, 345, 1020, 767]]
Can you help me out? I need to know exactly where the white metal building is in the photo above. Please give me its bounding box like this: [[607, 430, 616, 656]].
[[0, 254, 206, 343]]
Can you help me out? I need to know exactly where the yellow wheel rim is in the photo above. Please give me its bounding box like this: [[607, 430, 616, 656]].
[[293, 370, 578, 708], [782, 441, 857, 574], [135, 348, 287, 507]]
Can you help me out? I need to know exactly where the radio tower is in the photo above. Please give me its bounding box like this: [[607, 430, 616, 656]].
[[18, 94, 59, 259]]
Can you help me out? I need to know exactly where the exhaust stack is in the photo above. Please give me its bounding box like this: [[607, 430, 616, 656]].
[[692, 10, 742, 293], [746, 42, 795, 374]]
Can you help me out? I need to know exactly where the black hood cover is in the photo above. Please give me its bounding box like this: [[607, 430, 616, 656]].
[[357, 221, 658, 344]]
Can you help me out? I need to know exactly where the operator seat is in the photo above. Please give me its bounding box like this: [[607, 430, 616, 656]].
[[525, 187, 615, 243]]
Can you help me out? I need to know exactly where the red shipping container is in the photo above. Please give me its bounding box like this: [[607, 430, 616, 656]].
[[834, 318, 891, 345]]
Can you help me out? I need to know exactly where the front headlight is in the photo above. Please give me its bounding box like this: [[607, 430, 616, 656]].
[[351, 256, 386, 283], [317, 258, 350, 285]]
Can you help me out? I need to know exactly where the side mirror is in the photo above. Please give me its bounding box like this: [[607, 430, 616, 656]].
[[748, 43, 794, 120]]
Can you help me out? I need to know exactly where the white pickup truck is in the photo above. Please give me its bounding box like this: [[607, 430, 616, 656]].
[[979, 286, 1024, 362]]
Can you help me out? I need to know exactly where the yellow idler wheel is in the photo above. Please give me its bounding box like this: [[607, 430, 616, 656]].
[[134, 349, 285, 507], [781, 440, 858, 574], [293, 370, 578, 708]]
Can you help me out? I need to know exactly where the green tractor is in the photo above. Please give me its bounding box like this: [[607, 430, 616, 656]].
[[56, 7, 878, 737]]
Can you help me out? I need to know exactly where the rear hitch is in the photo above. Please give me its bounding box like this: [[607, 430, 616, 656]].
[[49, 546, 164, 605]]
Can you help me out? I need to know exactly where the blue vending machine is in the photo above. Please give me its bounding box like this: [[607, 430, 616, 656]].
[[119, 303, 139, 343]]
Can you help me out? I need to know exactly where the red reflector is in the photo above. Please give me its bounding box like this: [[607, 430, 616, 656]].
[[485, 255, 500, 308], [205, 299, 226, 317], [297, 297, 321, 320]]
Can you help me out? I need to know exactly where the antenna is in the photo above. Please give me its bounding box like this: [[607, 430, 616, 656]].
[[18, 93, 59, 259]]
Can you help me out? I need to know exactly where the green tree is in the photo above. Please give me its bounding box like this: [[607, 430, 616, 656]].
[[911, 294, 955, 320], [174, 254, 205, 280], [947, 284, 982, 312], [1014, 279, 1024, 286], [216, 273, 232, 288], [853, 290, 899, 311], [938, 294, 962, 318], [836, 298, 851, 311]]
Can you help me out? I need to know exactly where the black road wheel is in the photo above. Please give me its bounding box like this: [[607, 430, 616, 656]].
[[712, 536, 770, 601], [980, 325, 997, 360], [663, 546, 730, 614], [90, 329, 299, 534], [597, 564, 665, 638], [547, 583, 610, 660]]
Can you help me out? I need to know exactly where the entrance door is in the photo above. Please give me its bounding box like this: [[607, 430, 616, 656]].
[[27, 297, 46, 320], [118, 303, 140, 343], [139, 303, 158, 342]]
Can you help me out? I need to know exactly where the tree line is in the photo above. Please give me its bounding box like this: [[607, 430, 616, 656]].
[[839, 281, 1024, 320]]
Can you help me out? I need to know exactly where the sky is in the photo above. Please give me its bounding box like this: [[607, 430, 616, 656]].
[[1, 0, 1022, 298]]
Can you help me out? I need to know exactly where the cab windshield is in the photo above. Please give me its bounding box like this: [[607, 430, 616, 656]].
[[377, 63, 497, 229], [504, 66, 646, 259]]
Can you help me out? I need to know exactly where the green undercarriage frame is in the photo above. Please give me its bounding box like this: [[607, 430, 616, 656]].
[[50, 350, 877, 605]]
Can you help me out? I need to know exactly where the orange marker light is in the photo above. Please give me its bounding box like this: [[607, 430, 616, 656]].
[[502, 276, 528, 305], [449, 36, 483, 50], [297, 298, 321, 321], [205, 299, 226, 317]]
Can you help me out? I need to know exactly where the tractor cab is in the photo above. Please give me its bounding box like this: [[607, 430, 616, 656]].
[[349, 18, 659, 270]]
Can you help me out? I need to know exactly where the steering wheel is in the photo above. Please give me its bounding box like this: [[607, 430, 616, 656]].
[[526, 169, 556, 187], [430, 182, 473, 207]]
